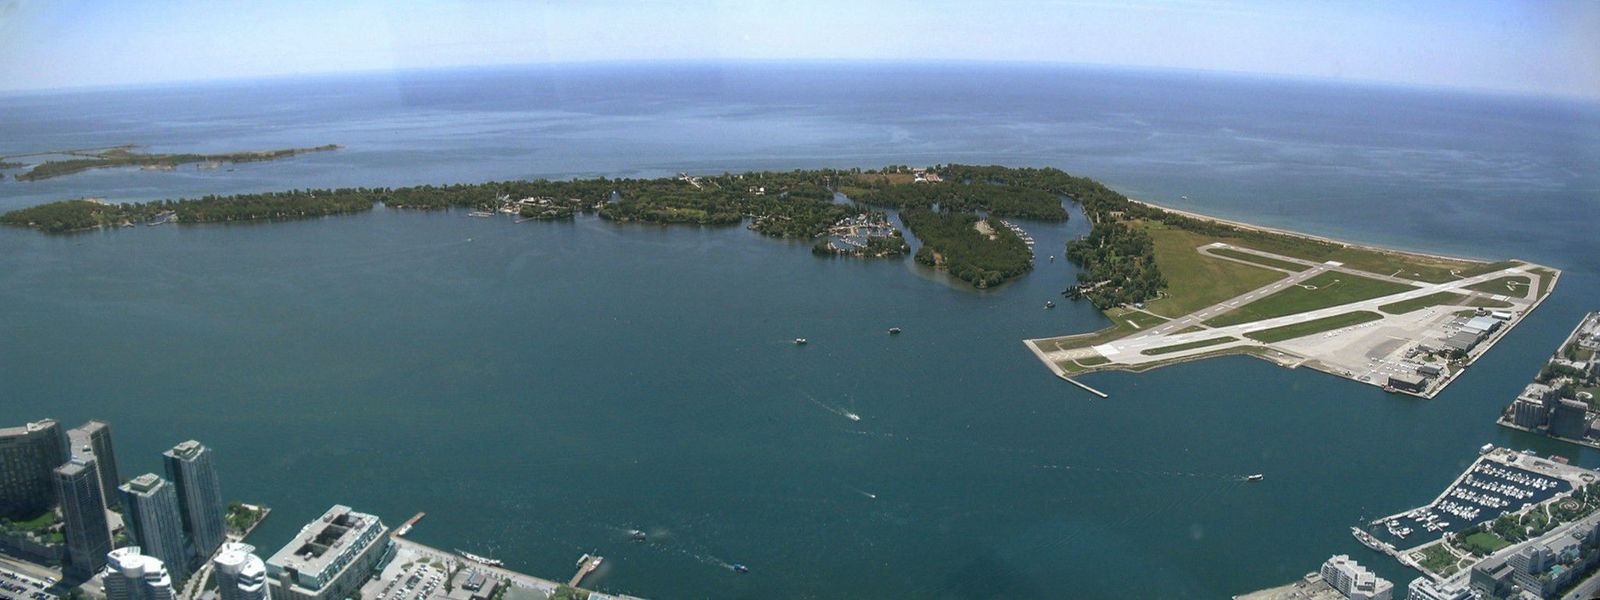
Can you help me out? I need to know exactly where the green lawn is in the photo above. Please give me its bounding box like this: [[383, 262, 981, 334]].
[[1208, 247, 1309, 272], [1141, 337, 1237, 356], [1530, 268, 1558, 297], [1466, 276, 1531, 295], [1380, 291, 1468, 315], [1462, 531, 1511, 556], [1244, 311, 1384, 343], [1113, 307, 1169, 330], [1206, 271, 1416, 327], [1139, 223, 1287, 318], [5, 510, 59, 531], [1222, 235, 1491, 283]]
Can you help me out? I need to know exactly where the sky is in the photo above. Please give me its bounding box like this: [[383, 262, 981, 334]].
[[0, 0, 1596, 99]]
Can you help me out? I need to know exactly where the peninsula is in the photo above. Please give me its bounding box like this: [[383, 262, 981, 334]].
[[1497, 312, 1600, 447], [6, 144, 341, 181]]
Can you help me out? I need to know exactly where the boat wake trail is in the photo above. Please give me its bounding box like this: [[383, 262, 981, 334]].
[[1037, 463, 1251, 482], [806, 395, 861, 422]]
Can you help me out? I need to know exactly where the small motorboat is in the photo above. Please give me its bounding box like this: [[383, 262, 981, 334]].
[[1044, 301, 1056, 309], [888, 327, 902, 335], [794, 338, 808, 345], [628, 529, 647, 542], [732, 564, 750, 574], [1247, 474, 1265, 482]]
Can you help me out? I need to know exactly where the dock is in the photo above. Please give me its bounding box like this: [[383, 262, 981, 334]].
[[1057, 373, 1110, 398], [394, 512, 426, 537], [569, 553, 603, 587]]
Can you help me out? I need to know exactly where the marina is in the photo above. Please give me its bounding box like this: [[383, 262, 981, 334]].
[[1357, 446, 1596, 556]]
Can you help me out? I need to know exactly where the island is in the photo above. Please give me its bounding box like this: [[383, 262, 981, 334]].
[[1025, 191, 1558, 399], [1497, 312, 1600, 447], [6, 144, 341, 181], [1, 165, 1074, 287]]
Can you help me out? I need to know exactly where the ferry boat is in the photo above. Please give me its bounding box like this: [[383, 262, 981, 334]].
[[1247, 474, 1265, 482], [794, 338, 808, 345], [456, 550, 504, 567]]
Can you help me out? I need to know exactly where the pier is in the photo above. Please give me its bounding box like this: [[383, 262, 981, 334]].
[[569, 554, 603, 587], [394, 511, 425, 537], [1058, 373, 1110, 398]]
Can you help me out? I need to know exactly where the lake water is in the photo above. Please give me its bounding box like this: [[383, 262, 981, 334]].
[[2, 62, 1598, 598]]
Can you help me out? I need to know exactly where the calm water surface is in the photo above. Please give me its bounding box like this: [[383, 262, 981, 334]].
[[2, 63, 1598, 598]]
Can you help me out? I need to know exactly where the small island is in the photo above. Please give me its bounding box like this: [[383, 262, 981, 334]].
[[6, 144, 341, 181]]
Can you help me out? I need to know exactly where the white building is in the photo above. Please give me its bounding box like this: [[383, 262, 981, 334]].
[[214, 542, 271, 600], [1405, 577, 1473, 600], [1320, 555, 1393, 600], [104, 547, 176, 600]]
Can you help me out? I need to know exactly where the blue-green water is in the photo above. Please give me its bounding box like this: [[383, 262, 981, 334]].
[[2, 63, 1598, 598]]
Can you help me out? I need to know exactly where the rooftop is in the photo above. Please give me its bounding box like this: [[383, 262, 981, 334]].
[[266, 505, 384, 582], [167, 440, 205, 460], [125, 473, 164, 494]]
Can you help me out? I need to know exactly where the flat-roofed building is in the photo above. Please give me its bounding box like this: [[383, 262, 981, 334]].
[[1550, 398, 1590, 440], [120, 474, 191, 583], [1511, 396, 1549, 429], [67, 421, 121, 511], [0, 419, 66, 519], [265, 505, 390, 600], [164, 440, 226, 567], [1388, 373, 1427, 393], [1404, 577, 1471, 600], [55, 456, 113, 581], [1319, 555, 1392, 600]]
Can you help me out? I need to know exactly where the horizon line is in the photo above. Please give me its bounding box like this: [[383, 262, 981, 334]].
[[1, 58, 1595, 106]]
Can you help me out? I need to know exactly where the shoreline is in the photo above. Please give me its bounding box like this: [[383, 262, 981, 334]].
[[1127, 197, 1493, 266]]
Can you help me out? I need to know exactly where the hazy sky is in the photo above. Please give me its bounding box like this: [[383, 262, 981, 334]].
[[1, 0, 1596, 99]]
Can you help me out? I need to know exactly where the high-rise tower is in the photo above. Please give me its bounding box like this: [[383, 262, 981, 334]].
[[163, 440, 226, 566], [54, 456, 114, 581], [119, 474, 191, 583]]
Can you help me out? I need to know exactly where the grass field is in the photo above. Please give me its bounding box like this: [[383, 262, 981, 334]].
[[1036, 311, 1153, 351], [1141, 337, 1237, 356], [1531, 267, 1558, 297], [1221, 235, 1491, 283], [1243, 311, 1384, 343], [1206, 271, 1416, 327], [1380, 291, 1468, 314], [1461, 531, 1511, 556], [1207, 247, 1309, 272], [1114, 308, 1169, 330], [1466, 275, 1531, 295], [1139, 223, 1287, 317]]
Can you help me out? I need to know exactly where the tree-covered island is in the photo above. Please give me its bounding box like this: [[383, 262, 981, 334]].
[[3, 164, 1132, 289], [9, 144, 341, 181]]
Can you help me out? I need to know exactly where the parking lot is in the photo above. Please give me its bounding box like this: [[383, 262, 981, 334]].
[[0, 568, 55, 600]]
